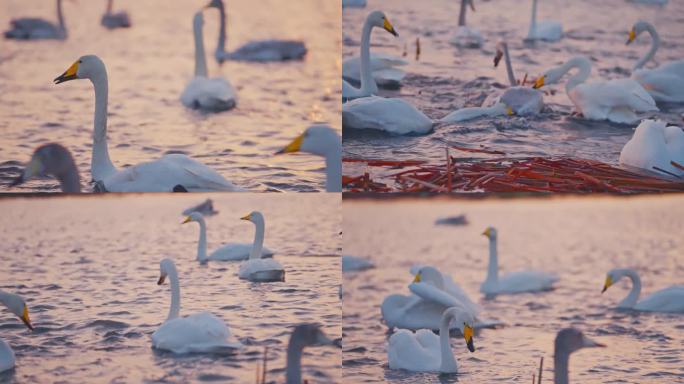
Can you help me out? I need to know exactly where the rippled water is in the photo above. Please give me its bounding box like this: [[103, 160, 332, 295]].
[[0, 0, 341, 192], [342, 0, 684, 181], [343, 195, 684, 383], [0, 194, 341, 383]]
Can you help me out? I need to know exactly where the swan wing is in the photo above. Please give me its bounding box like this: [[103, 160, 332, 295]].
[[664, 125, 684, 166], [181, 77, 237, 112], [381, 294, 446, 330], [388, 329, 440, 372], [409, 282, 477, 318], [0, 340, 15, 373], [633, 69, 684, 103], [238, 258, 284, 281], [342, 96, 433, 134], [151, 312, 242, 354], [210, 243, 274, 261], [496, 270, 559, 293], [571, 80, 657, 122], [619, 120, 676, 173], [634, 285, 684, 313]]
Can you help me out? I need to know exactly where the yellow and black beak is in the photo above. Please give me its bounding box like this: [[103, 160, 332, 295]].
[[412, 273, 421, 283], [54, 61, 80, 84], [601, 275, 613, 293], [240, 213, 252, 221], [463, 323, 475, 352], [506, 106, 514, 116], [157, 275, 166, 285], [383, 18, 398, 37], [275, 133, 304, 155], [533, 75, 545, 89], [182, 216, 192, 224], [626, 28, 636, 45], [21, 305, 33, 331], [482, 228, 491, 237]]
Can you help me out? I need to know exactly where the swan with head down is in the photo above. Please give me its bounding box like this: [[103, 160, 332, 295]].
[[0, 290, 34, 372], [602, 268, 684, 313]]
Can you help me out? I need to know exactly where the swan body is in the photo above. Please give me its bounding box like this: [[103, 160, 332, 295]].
[[342, 11, 399, 100], [481, 227, 558, 295], [627, 21, 684, 103], [525, 0, 562, 42], [0, 340, 15, 373], [101, 0, 131, 29], [342, 96, 433, 135], [0, 290, 34, 373], [152, 259, 242, 354], [285, 324, 338, 384], [449, 0, 482, 48], [206, 0, 306, 63], [388, 306, 475, 373], [602, 268, 684, 313], [534, 56, 657, 124], [554, 328, 605, 384], [619, 119, 684, 177], [238, 211, 285, 282], [276, 125, 342, 192], [342, 255, 374, 272], [342, 0, 367, 8], [4, 0, 67, 40], [182, 12, 237, 111], [54, 55, 241, 192], [441, 102, 510, 123], [11, 143, 81, 193], [343, 53, 407, 90]]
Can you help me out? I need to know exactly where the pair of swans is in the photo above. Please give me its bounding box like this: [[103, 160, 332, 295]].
[[4, 0, 67, 40], [237, 211, 285, 282], [627, 21, 684, 103], [619, 119, 684, 177], [602, 268, 684, 313], [183, 211, 274, 262], [0, 290, 33, 373], [533, 55, 658, 124], [53, 55, 242, 192], [450, 0, 483, 49], [481, 227, 559, 295], [525, 0, 562, 42]]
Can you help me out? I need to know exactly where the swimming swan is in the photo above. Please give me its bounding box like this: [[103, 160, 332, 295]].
[[238, 211, 285, 282], [4, 0, 67, 40], [101, 0, 131, 29], [181, 12, 237, 111], [619, 119, 684, 177], [54, 55, 242, 192], [627, 21, 684, 103], [533, 55, 657, 124], [480, 227, 559, 295], [276, 125, 341, 192], [342, 96, 433, 134], [151, 258, 243, 354], [342, 255, 374, 272], [553, 328, 604, 384], [525, 0, 562, 42], [182, 212, 274, 262], [602, 268, 684, 313], [450, 0, 483, 49], [11, 143, 81, 193], [343, 52, 407, 91], [285, 324, 339, 384], [342, 11, 399, 100], [388, 306, 475, 373], [0, 290, 33, 373]]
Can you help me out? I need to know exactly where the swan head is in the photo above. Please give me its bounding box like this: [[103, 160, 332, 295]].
[[275, 125, 341, 157], [626, 21, 650, 45], [443, 306, 476, 353], [555, 328, 605, 355], [601, 268, 633, 293], [11, 143, 78, 189], [54, 55, 106, 84], [482, 226, 497, 240], [493, 41, 507, 67], [412, 266, 444, 289], [290, 324, 338, 349], [182, 211, 205, 224], [533, 66, 564, 89], [241, 211, 265, 226], [0, 292, 33, 331], [205, 0, 223, 9], [158, 258, 177, 285], [367, 11, 398, 37]]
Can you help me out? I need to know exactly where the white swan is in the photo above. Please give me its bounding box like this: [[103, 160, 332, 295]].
[[533, 56, 658, 124], [480, 227, 559, 295], [181, 12, 237, 111], [285, 324, 339, 384], [182, 212, 274, 262], [0, 290, 34, 373], [343, 52, 407, 90], [553, 328, 605, 384], [238, 211, 285, 282], [627, 21, 684, 103], [388, 306, 475, 373], [449, 0, 483, 49], [11, 143, 81, 193], [619, 119, 684, 177], [151, 258, 243, 354], [602, 268, 684, 313], [101, 0, 131, 29], [342, 96, 433, 135], [54, 55, 242, 192], [276, 125, 341, 192], [381, 266, 481, 331], [205, 0, 307, 63], [342, 11, 399, 100], [4, 0, 67, 40], [525, 0, 562, 42], [342, 255, 374, 272]]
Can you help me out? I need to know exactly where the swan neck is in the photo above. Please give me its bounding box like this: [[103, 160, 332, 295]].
[[57, 0, 66, 34], [553, 348, 570, 384], [285, 337, 304, 384], [502, 43, 517, 86], [324, 144, 342, 192], [194, 16, 209, 77], [59, 165, 81, 193], [91, 69, 116, 182], [216, 3, 227, 56], [485, 237, 499, 284], [197, 218, 208, 262], [563, 57, 591, 92], [359, 18, 377, 95], [0, 291, 12, 310], [439, 311, 458, 372], [619, 270, 641, 308], [634, 24, 659, 70], [458, 0, 468, 27], [166, 266, 181, 321], [528, 0, 538, 37], [249, 220, 265, 260]]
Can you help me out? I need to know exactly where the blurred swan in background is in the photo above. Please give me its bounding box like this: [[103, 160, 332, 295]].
[[238, 211, 285, 282], [4, 0, 67, 40], [285, 324, 339, 384], [206, 0, 306, 63], [342, 0, 367, 8], [627, 21, 684, 103], [101, 0, 131, 29], [182, 198, 219, 217], [342, 255, 374, 272], [619, 119, 684, 177], [450, 0, 483, 48], [602, 268, 684, 312], [54, 55, 242, 192], [181, 12, 237, 112], [152, 258, 243, 354], [553, 328, 604, 384], [0, 290, 33, 373], [11, 143, 81, 193], [525, 0, 562, 42]]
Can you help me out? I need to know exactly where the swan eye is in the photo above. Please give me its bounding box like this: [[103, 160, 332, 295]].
[[78, 60, 82, 64]]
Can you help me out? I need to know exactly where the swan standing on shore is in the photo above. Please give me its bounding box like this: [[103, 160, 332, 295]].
[[151, 258, 243, 354], [553, 328, 605, 384], [205, 0, 306, 63], [101, 0, 131, 29], [619, 119, 684, 177], [0, 290, 34, 373], [285, 324, 339, 384], [276, 125, 341, 192], [627, 21, 684, 103], [4, 0, 67, 40], [238, 211, 285, 282], [182, 212, 274, 262], [11, 143, 81, 193], [602, 268, 684, 313], [388, 306, 476, 373], [450, 0, 483, 48], [54, 55, 242, 192], [181, 12, 237, 111], [533, 56, 658, 124], [525, 0, 562, 42], [481, 227, 559, 295]]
